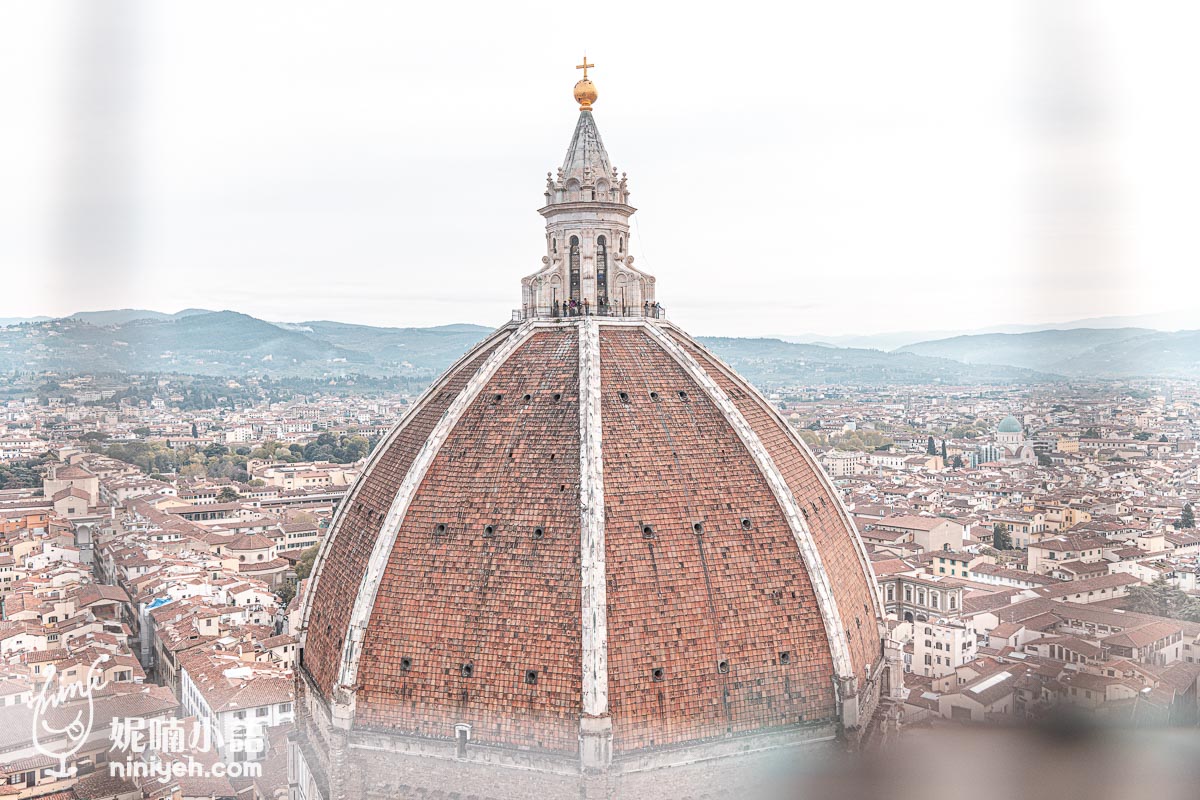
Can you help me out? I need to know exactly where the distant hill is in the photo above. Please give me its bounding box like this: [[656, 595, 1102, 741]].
[[0, 316, 52, 327], [897, 328, 1155, 372], [898, 327, 1200, 378], [1055, 330, 1200, 378], [775, 308, 1200, 351], [3, 307, 1195, 383], [0, 310, 1052, 385], [66, 308, 212, 326], [0, 312, 494, 379], [695, 337, 1053, 386]]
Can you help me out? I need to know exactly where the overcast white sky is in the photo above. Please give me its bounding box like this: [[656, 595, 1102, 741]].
[[2, 1, 1199, 337]]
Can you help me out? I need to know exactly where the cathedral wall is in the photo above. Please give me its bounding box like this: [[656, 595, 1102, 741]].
[[321, 728, 838, 800]]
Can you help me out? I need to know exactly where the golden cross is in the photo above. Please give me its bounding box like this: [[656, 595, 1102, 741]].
[[576, 55, 594, 79]]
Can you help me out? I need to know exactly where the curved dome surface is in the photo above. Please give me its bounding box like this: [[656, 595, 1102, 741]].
[[299, 317, 883, 759], [997, 415, 1022, 433]]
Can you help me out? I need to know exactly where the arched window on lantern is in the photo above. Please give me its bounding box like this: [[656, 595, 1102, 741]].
[[596, 235, 608, 308], [569, 236, 581, 301]]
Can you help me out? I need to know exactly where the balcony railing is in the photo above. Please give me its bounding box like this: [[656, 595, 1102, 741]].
[[512, 303, 666, 322]]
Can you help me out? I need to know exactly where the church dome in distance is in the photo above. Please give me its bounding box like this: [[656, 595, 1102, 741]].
[[997, 415, 1022, 433]]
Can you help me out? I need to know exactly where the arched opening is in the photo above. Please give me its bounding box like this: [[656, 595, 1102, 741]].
[[904, 611, 914, 623], [596, 235, 608, 310], [569, 236, 580, 302]]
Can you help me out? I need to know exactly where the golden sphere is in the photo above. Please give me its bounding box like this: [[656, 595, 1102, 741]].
[[573, 78, 598, 110]]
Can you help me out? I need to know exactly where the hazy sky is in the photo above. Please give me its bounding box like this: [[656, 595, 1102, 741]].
[[3, 1, 1199, 337]]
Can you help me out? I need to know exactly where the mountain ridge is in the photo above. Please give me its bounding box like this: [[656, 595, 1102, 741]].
[[1, 309, 1196, 382], [898, 327, 1200, 378], [0, 310, 1046, 386]]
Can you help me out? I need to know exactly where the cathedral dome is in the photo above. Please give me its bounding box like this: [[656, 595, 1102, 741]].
[[997, 415, 1022, 433], [299, 319, 883, 762], [293, 63, 886, 797]]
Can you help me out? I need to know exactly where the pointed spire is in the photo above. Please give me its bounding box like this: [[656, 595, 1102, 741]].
[[560, 111, 613, 185]]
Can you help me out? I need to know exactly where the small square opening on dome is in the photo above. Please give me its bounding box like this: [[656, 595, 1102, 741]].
[[524, 669, 539, 685], [461, 663, 474, 678], [716, 659, 730, 674]]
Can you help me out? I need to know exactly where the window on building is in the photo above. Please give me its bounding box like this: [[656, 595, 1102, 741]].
[[569, 236, 581, 301], [596, 235, 608, 307]]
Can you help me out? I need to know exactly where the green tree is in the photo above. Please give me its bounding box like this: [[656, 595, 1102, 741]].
[[1037, 452, 1053, 467], [926, 436, 936, 455], [1126, 577, 1200, 622], [1180, 502, 1195, 530], [951, 455, 964, 469], [1083, 427, 1100, 439], [992, 523, 1013, 551], [277, 581, 296, 607], [940, 440, 948, 460], [204, 442, 229, 459], [295, 545, 320, 580], [216, 487, 241, 503]]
